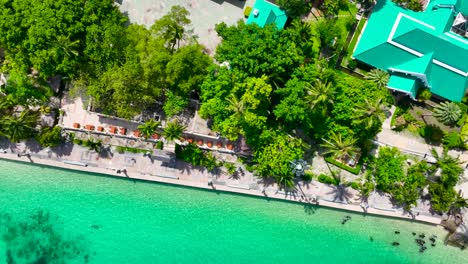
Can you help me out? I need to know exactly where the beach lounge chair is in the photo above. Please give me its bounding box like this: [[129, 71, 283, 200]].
[[133, 130, 141, 137], [73, 123, 80, 129], [97, 126, 104, 132], [119, 127, 127, 135], [85, 124, 95, 131], [109, 126, 117, 134]]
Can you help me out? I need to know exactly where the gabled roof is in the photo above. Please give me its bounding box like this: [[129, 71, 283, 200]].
[[353, 0, 468, 102], [246, 0, 288, 29]]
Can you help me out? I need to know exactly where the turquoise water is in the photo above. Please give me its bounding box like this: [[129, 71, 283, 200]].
[[0, 159, 467, 263]]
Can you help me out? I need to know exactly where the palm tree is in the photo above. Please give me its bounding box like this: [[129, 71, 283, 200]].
[[0, 110, 38, 143], [449, 190, 468, 215], [305, 79, 336, 115], [226, 94, 246, 118], [321, 131, 360, 161], [352, 98, 388, 129], [433, 102, 462, 125], [365, 69, 389, 88], [163, 120, 186, 142], [84, 138, 102, 153], [138, 119, 161, 139], [277, 174, 295, 190]]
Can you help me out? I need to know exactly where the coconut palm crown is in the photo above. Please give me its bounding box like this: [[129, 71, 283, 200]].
[[138, 119, 161, 139], [305, 79, 336, 115], [163, 120, 186, 142], [321, 131, 360, 161], [365, 69, 389, 88]]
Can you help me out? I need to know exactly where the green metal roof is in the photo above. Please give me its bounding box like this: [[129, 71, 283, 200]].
[[388, 74, 418, 99], [353, 0, 468, 102], [246, 0, 288, 29]]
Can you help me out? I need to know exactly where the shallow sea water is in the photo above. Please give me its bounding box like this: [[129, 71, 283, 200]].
[[0, 159, 467, 263]]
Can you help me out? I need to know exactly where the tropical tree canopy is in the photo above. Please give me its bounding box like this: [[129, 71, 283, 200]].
[[352, 98, 388, 129], [305, 79, 336, 115], [0, 109, 39, 143]]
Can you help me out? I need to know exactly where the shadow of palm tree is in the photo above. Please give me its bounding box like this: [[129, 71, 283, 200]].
[[25, 139, 43, 153], [326, 184, 354, 203], [304, 203, 318, 215]]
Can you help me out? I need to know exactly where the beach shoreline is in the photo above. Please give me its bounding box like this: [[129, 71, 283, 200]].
[[0, 151, 442, 225]]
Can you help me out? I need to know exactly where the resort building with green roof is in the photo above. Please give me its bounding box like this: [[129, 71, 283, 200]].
[[353, 0, 468, 102], [246, 0, 288, 29]]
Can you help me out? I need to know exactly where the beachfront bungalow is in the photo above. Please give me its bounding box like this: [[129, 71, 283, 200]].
[[353, 0, 468, 102], [246, 0, 288, 29]]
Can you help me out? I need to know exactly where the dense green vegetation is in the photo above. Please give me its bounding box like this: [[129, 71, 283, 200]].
[[367, 146, 465, 213], [392, 0, 423, 11], [200, 16, 391, 187]]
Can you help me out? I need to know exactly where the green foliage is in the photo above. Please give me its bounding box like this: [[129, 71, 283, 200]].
[[276, 0, 313, 18], [301, 172, 314, 182], [429, 182, 457, 213], [175, 144, 219, 172], [321, 131, 359, 161], [418, 125, 444, 144], [324, 156, 362, 175], [254, 132, 305, 188], [214, 21, 309, 85], [138, 119, 161, 139], [443, 131, 465, 150], [373, 147, 406, 192], [417, 88, 432, 101], [0, 109, 38, 142], [87, 13, 211, 119], [350, 182, 360, 190], [427, 149, 464, 213], [82, 138, 102, 153], [320, 0, 349, 17], [433, 102, 462, 126], [163, 120, 186, 142], [347, 59, 357, 70], [392, 0, 423, 11], [317, 174, 338, 185], [116, 146, 149, 154], [155, 141, 164, 150], [224, 162, 237, 175], [359, 180, 375, 198], [37, 126, 62, 147], [391, 161, 428, 210], [151, 5, 192, 52], [0, 0, 127, 78], [365, 69, 389, 88]]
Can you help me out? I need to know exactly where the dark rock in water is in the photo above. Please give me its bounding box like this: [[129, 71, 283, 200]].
[[91, 224, 101, 229], [412, 232, 416, 236], [419, 234, 425, 238], [392, 242, 400, 246], [431, 243, 436, 247], [370, 236, 374, 242], [394, 231, 400, 234]]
